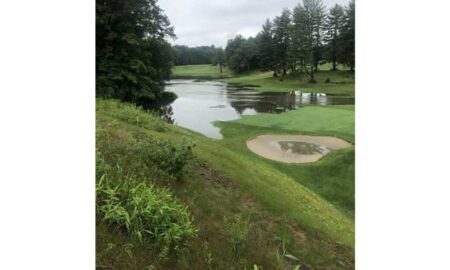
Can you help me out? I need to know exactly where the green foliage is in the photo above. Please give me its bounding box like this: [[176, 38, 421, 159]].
[[221, 0, 354, 78], [273, 8, 292, 75], [96, 99, 355, 269], [324, 4, 345, 71], [256, 19, 275, 72], [224, 216, 250, 256], [174, 45, 222, 65], [96, 163, 197, 256], [96, 0, 176, 104], [132, 137, 194, 180], [337, 0, 355, 71], [98, 99, 169, 131], [225, 35, 259, 73]]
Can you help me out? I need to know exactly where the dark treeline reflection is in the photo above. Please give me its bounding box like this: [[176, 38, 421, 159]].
[[150, 80, 354, 128]]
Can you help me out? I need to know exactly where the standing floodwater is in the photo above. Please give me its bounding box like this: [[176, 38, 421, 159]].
[[163, 79, 354, 139]]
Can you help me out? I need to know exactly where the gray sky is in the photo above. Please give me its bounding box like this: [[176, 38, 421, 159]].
[[159, 0, 350, 48]]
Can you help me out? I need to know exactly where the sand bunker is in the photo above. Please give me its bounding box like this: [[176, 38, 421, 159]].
[[247, 135, 352, 163]]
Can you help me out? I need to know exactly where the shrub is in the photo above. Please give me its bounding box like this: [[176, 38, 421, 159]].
[[133, 137, 194, 180], [96, 171, 197, 256], [324, 78, 331, 83]]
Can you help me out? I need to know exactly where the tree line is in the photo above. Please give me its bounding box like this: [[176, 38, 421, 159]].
[[224, 0, 354, 82], [96, 0, 355, 105], [173, 45, 222, 65]]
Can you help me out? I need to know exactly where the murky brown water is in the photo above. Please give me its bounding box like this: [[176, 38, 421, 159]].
[[247, 135, 352, 163], [278, 141, 330, 155]]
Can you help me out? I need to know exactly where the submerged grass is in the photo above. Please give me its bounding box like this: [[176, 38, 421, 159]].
[[96, 99, 355, 269], [171, 64, 355, 95]]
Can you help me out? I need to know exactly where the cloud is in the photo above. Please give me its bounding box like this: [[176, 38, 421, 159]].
[[159, 0, 350, 47]]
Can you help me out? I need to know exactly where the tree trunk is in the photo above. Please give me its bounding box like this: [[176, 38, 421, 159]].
[[332, 58, 337, 71], [283, 67, 287, 75], [219, 63, 223, 73]]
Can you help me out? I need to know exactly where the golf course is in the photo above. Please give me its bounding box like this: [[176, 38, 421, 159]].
[[96, 62, 355, 269], [96, 0, 356, 268]]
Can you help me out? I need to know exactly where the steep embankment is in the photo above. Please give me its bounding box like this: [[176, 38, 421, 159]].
[[96, 99, 354, 270]]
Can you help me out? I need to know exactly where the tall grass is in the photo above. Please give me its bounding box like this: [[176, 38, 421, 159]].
[[96, 157, 197, 257]]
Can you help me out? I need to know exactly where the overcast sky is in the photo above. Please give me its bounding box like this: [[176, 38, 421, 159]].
[[159, 0, 350, 48]]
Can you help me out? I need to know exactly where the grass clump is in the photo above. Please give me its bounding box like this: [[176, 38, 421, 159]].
[[97, 99, 169, 132], [96, 159, 197, 257], [132, 137, 195, 180], [224, 216, 250, 256]]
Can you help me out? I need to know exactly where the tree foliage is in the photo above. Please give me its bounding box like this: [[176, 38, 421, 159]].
[[273, 9, 292, 75], [256, 19, 275, 72], [337, 0, 355, 71], [96, 0, 176, 104], [223, 0, 354, 76], [225, 35, 258, 73], [173, 45, 221, 65], [324, 4, 345, 71]]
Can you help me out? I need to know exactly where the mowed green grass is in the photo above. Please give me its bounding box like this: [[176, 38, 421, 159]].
[[216, 105, 355, 218], [171, 64, 233, 79], [229, 105, 355, 142], [96, 99, 355, 269], [171, 64, 355, 95]]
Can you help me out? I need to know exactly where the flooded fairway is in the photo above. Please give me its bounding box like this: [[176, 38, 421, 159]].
[[247, 135, 352, 163], [163, 79, 354, 139]]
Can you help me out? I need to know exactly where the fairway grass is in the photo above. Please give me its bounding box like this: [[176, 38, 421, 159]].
[[171, 64, 233, 79], [216, 105, 355, 217], [97, 99, 355, 269], [171, 64, 355, 95]]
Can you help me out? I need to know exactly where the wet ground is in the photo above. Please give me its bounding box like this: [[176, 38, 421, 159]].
[[162, 79, 355, 139], [247, 135, 352, 163]]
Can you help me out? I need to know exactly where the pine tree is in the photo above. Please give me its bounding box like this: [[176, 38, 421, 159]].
[[256, 19, 275, 73], [273, 9, 292, 76], [324, 4, 345, 71]]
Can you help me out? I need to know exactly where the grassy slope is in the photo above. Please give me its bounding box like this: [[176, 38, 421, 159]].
[[216, 105, 355, 218], [171, 64, 355, 95], [97, 100, 355, 269]]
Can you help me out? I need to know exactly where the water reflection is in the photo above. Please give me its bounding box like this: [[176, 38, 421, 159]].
[[157, 79, 354, 139], [278, 141, 329, 155]]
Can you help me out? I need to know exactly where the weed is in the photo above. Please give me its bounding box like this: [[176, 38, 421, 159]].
[[96, 169, 197, 256], [133, 137, 194, 180], [224, 216, 250, 256]]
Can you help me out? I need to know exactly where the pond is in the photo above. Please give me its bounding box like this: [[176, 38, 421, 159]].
[[161, 79, 354, 139]]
